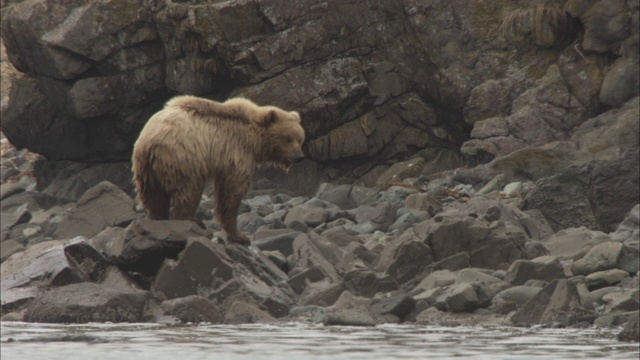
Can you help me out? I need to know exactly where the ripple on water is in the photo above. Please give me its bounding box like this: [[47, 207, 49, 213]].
[[1, 322, 638, 360]]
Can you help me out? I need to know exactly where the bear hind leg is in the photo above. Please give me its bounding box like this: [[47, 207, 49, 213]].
[[138, 180, 171, 220], [170, 181, 204, 225]]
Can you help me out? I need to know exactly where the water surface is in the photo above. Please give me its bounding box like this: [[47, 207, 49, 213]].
[[1, 322, 637, 360]]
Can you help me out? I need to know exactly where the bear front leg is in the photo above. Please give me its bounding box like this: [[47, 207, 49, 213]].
[[215, 178, 251, 246]]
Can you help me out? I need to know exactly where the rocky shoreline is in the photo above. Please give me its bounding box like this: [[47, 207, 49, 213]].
[[1, 138, 638, 343]]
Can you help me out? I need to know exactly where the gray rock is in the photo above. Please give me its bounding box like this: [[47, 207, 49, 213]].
[[56, 181, 137, 239], [161, 295, 223, 324], [24, 282, 148, 323], [600, 57, 640, 107], [595, 310, 639, 327], [445, 283, 479, 313], [602, 289, 640, 312], [571, 241, 639, 276], [343, 268, 398, 298], [404, 193, 442, 216], [414, 210, 525, 270], [114, 219, 211, 276], [617, 312, 640, 342], [253, 230, 302, 257], [545, 227, 611, 259], [314, 183, 357, 210], [493, 286, 541, 306], [0, 239, 24, 262], [152, 238, 234, 300], [413, 270, 456, 292], [511, 279, 595, 326], [585, 269, 629, 290], [371, 292, 416, 320], [284, 204, 329, 228], [504, 256, 565, 285], [611, 204, 639, 244], [1, 239, 102, 311], [455, 268, 504, 286], [223, 300, 276, 324], [0, 182, 25, 200], [298, 280, 344, 307]]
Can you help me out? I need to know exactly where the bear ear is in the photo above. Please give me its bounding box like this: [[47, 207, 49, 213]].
[[258, 110, 278, 127], [290, 111, 301, 123]]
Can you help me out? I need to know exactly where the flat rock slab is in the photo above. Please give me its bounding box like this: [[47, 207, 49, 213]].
[[24, 282, 148, 323]]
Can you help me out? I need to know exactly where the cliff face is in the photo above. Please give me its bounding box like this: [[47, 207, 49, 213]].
[[1, 0, 638, 193]]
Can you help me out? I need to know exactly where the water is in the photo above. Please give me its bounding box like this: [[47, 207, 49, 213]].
[[1, 322, 638, 360]]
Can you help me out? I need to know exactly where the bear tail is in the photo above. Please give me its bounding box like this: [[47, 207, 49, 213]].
[[132, 148, 170, 220]]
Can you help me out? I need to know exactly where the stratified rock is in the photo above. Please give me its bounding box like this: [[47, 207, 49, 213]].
[[284, 204, 330, 228], [1, 239, 89, 311], [24, 282, 148, 323]]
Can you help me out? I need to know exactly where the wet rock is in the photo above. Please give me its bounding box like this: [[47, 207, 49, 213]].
[[152, 238, 233, 300], [56, 181, 137, 239], [343, 268, 398, 298], [617, 312, 640, 342], [504, 256, 565, 286], [223, 300, 276, 324], [511, 279, 595, 326], [601, 289, 640, 312], [161, 295, 223, 324], [371, 292, 415, 320], [1, 239, 88, 311], [24, 282, 148, 323], [571, 241, 639, 276], [298, 280, 344, 307], [114, 219, 211, 276], [445, 283, 480, 313]]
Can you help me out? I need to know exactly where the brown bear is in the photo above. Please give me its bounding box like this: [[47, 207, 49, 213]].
[[132, 95, 305, 245]]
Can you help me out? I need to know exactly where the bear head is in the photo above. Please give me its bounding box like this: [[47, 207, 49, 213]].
[[258, 108, 305, 169]]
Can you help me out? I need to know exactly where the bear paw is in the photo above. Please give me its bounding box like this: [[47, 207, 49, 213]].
[[227, 232, 251, 246]]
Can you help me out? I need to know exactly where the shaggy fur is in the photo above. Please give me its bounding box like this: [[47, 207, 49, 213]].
[[132, 95, 305, 245]]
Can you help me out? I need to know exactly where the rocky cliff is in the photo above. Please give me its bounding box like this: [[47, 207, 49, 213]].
[[2, 0, 637, 194]]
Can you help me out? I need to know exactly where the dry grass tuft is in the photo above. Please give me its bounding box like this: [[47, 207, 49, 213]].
[[500, 3, 568, 47]]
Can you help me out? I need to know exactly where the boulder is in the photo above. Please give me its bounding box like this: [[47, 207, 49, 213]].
[[503, 256, 565, 285], [161, 295, 224, 324], [511, 279, 595, 326], [24, 282, 148, 323], [571, 241, 639, 276], [114, 219, 211, 276], [56, 181, 137, 239], [617, 312, 640, 342]]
